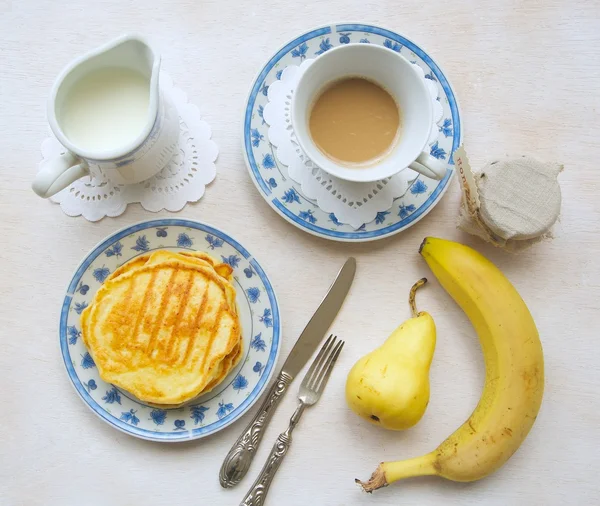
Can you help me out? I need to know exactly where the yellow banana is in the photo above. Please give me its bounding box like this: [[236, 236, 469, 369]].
[[357, 237, 544, 492]]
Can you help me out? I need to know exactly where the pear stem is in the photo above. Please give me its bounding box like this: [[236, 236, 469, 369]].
[[409, 278, 428, 318]]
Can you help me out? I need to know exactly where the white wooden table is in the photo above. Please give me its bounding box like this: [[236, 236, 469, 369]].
[[1, 1, 599, 504]]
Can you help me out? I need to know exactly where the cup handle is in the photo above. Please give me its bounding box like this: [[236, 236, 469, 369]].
[[408, 151, 447, 181], [32, 151, 89, 198]]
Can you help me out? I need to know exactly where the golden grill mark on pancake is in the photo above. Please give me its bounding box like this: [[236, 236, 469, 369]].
[[126, 270, 157, 352], [146, 267, 178, 358], [180, 281, 211, 366], [108, 273, 141, 352], [198, 302, 226, 371], [165, 270, 195, 364]]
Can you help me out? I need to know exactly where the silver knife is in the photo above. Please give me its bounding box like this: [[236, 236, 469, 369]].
[[219, 257, 356, 488]]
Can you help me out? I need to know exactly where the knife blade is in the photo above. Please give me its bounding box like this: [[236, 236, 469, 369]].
[[280, 256, 356, 378], [219, 257, 356, 488]]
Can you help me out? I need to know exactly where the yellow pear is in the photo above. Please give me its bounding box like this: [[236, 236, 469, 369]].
[[345, 279, 436, 430]]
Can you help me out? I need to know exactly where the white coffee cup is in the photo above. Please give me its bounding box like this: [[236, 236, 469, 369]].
[[291, 43, 447, 183]]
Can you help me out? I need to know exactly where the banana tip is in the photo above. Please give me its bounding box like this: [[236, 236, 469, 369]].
[[354, 478, 371, 494], [354, 478, 374, 494], [355, 467, 388, 493], [419, 237, 429, 255]]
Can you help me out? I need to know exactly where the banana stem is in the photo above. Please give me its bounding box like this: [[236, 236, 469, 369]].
[[409, 278, 428, 317], [356, 454, 438, 493]]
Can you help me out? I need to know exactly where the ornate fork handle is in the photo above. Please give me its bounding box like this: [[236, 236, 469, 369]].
[[219, 371, 293, 488], [240, 404, 305, 506]]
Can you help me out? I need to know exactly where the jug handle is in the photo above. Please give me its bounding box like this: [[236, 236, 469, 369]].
[[32, 152, 89, 198]]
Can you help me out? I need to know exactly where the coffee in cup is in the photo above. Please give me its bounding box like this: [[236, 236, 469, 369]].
[[309, 76, 401, 167]]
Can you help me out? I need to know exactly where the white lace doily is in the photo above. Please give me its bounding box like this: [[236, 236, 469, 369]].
[[264, 59, 443, 229], [39, 73, 218, 222]]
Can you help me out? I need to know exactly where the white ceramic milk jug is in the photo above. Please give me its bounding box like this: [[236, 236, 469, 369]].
[[32, 34, 179, 198]]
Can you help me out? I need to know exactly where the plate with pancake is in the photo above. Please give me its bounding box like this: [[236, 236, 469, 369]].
[[60, 219, 281, 442]]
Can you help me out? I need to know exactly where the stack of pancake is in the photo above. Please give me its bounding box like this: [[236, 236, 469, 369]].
[[81, 250, 242, 407]]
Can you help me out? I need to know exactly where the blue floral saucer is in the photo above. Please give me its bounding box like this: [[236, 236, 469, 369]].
[[60, 219, 281, 442], [243, 24, 462, 242]]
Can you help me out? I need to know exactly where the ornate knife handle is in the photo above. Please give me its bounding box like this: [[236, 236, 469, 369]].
[[219, 371, 293, 488], [240, 404, 305, 506]]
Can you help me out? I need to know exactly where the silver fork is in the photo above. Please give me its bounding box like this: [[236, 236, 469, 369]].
[[240, 335, 345, 506]]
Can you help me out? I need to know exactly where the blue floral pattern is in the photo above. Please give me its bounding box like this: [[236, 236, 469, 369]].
[[263, 153, 276, 169], [102, 386, 121, 405], [74, 302, 88, 315], [251, 128, 264, 147], [120, 409, 140, 426], [384, 39, 402, 52], [242, 25, 460, 242], [216, 401, 234, 419], [339, 32, 351, 44], [399, 204, 416, 219], [375, 211, 390, 224], [329, 213, 341, 226], [282, 188, 300, 204], [131, 235, 150, 252], [251, 333, 266, 352], [150, 409, 167, 426], [257, 105, 265, 125], [259, 308, 273, 328], [76, 282, 89, 295], [190, 405, 209, 425], [299, 210, 316, 224], [411, 180, 428, 195], [93, 266, 110, 283], [424, 71, 437, 81], [176, 233, 193, 248], [253, 362, 264, 375], [60, 221, 283, 441], [439, 119, 453, 138], [73, 302, 87, 314], [291, 42, 309, 60], [81, 352, 95, 369], [232, 375, 248, 392], [221, 254, 241, 268], [246, 287, 260, 303], [430, 141, 447, 160], [67, 325, 81, 345], [315, 38, 333, 55], [105, 242, 123, 257], [205, 234, 224, 249]]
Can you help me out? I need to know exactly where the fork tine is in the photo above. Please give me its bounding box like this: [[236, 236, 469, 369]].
[[304, 335, 337, 391], [302, 334, 334, 389], [314, 340, 345, 394], [308, 335, 339, 391], [305, 335, 337, 391], [311, 336, 341, 392]]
